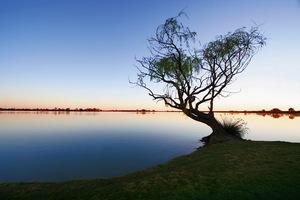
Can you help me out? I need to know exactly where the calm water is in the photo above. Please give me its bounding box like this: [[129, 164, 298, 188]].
[[0, 111, 299, 183]]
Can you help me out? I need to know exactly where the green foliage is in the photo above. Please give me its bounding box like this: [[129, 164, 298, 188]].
[[202, 27, 266, 62], [219, 118, 249, 139], [146, 11, 199, 88], [158, 11, 197, 48], [150, 55, 199, 83]]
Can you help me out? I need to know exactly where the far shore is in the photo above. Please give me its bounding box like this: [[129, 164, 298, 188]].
[[1, 107, 300, 119], [1, 107, 300, 114], [0, 108, 176, 112]]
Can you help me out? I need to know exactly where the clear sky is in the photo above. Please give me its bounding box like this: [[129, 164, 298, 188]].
[[1, 0, 300, 111]]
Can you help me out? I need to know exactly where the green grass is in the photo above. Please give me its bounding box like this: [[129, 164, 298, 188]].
[[1, 140, 300, 200]]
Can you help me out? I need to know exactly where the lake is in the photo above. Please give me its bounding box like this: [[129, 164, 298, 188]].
[[0, 111, 299, 183]]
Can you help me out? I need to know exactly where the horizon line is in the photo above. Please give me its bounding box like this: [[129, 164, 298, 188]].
[[0, 107, 299, 113]]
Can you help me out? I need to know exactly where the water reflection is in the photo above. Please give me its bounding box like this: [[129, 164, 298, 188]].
[[0, 111, 299, 183], [217, 112, 300, 143], [254, 112, 300, 119], [0, 112, 207, 183]]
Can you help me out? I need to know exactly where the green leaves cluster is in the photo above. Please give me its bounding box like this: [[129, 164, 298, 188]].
[[146, 11, 199, 88], [157, 11, 197, 48], [149, 55, 199, 84], [202, 26, 266, 64]]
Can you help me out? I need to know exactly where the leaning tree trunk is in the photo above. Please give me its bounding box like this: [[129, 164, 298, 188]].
[[184, 109, 233, 145], [200, 114, 230, 145]]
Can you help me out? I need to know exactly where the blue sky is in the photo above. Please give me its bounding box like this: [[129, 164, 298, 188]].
[[1, 0, 300, 110]]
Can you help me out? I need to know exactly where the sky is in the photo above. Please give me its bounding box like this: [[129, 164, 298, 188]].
[[1, 0, 300, 111]]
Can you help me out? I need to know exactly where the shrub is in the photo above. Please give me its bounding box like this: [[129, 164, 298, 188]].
[[219, 117, 249, 139]]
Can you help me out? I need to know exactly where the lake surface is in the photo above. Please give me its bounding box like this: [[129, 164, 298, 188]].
[[0, 111, 299, 183]]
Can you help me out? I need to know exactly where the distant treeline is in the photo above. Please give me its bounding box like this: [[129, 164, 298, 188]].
[[1, 107, 299, 118], [222, 108, 300, 114], [0, 108, 180, 113], [215, 108, 300, 119]]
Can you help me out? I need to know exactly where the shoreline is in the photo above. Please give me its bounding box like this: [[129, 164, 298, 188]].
[[0, 108, 179, 113], [1, 140, 299, 199], [1, 108, 300, 119], [1, 108, 299, 114]]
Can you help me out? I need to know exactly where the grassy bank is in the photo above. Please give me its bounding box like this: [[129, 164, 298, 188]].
[[1, 140, 300, 200]]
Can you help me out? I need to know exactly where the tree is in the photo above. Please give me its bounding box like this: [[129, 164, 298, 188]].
[[271, 108, 281, 113], [288, 108, 295, 112], [133, 12, 266, 144]]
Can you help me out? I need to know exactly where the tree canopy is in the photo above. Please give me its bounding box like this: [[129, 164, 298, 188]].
[[133, 12, 266, 142]]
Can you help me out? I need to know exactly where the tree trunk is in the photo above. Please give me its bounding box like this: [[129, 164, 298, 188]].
[[184, 109, 232, 145]]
